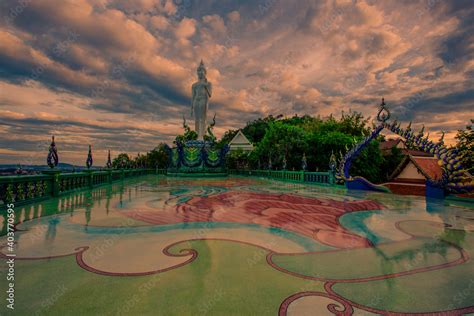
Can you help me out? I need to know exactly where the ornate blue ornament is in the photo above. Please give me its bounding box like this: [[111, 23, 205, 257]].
[[47, 135, 59, 168], [376, 98, 390, 122], [106, 150, 112, 168], [86, 145, 93, 169]]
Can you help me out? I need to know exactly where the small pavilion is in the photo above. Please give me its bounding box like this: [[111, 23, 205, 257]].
[[384, 155, 443, 196], [228, 130, 253, 152]]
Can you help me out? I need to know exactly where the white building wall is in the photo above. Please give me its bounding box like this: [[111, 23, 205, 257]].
[[397, 162, 425, 180]]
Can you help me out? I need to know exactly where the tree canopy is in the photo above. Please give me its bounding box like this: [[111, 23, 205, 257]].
[[455, 120, 473, 174]]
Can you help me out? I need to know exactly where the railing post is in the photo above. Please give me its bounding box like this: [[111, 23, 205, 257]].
[[84, 170, 94, 188], [107, 169, 113, 183], [328, 170, 335, 185], [42, 170, 61, 197], [300, 170, 304, 182]]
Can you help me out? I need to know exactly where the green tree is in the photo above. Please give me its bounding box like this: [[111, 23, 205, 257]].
[[256, 122, 308, 170], [226, 149, 252, 169], [350, 140, 385, 183], [146, 144, 169, 168], [242, 115, 281, 144], [337, 110, 371, 136], [306, 131, 354, 171], [112, 153, 131, 169], [455, 120, 474, 174], [379, 146, 404, 181], [215, 129, 238, 150]]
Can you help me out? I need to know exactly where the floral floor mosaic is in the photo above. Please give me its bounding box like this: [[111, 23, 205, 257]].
[[1, 175, 473, 315]]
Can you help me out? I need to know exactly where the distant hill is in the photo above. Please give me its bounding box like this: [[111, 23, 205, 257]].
[[0, 163, 101, 175]]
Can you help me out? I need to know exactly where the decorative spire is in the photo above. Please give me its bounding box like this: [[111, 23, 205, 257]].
[[376, 97, 391, 122], [392, 119, 398, 129], [47, 135, 59, 168], [86, 145, 93, 169], [106, 150, 112, 168], [418, 124, 425, 136], [438, 131, 445, 144]]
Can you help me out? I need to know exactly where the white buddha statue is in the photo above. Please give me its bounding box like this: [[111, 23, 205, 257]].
[[191, 60, 212, 140]]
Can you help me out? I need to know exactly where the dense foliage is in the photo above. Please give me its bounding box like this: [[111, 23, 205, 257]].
[[112, 153, 131, 168], [112, 144, 169, 169], [455, 120, 473, 174], [110, 112, 473, 184], [224, 112, 390, 183]]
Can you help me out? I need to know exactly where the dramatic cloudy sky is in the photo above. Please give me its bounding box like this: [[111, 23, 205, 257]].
[[0, 0, 473, 165]]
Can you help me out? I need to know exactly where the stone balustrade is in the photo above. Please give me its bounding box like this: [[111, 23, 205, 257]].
[[0, 168, 165, 208], [227, 169, 334, 184]]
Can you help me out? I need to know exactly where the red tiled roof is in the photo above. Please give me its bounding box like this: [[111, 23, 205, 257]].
[[402, 149, 433, 157], [411, 157, 443, 180], [390, 155, 443, 181], [380, 139, 402, 150], [380, 138, 433, 157]]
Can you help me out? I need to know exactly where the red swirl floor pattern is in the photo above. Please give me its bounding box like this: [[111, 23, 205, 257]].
[[124, 191, 383, 249]]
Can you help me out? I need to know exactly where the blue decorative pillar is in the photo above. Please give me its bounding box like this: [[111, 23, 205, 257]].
[[426, 182, 445, 199]]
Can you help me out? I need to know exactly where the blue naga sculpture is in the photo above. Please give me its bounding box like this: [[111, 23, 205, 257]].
[[336, 98, 473, 197]]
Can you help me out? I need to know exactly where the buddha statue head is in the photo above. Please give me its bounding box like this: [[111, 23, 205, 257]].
[[197, 60, 207, 80]]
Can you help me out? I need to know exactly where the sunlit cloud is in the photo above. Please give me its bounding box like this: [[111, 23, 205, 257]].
[[0, 0, 472, 164]]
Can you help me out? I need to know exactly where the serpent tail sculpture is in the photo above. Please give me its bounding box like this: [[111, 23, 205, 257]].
[[336, 99, 473, 196]]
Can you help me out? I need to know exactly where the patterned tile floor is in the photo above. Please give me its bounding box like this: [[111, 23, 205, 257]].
[[1, 176, 473, 315]]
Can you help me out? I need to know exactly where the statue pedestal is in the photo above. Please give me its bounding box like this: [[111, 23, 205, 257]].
[[166, 140, 229, 177]]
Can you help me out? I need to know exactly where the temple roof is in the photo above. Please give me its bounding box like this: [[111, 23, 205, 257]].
[[390, 155, 443, 181], [380, 139, 404, 150], [229, 130, 253, 150], [380, 138, 433, 157]]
